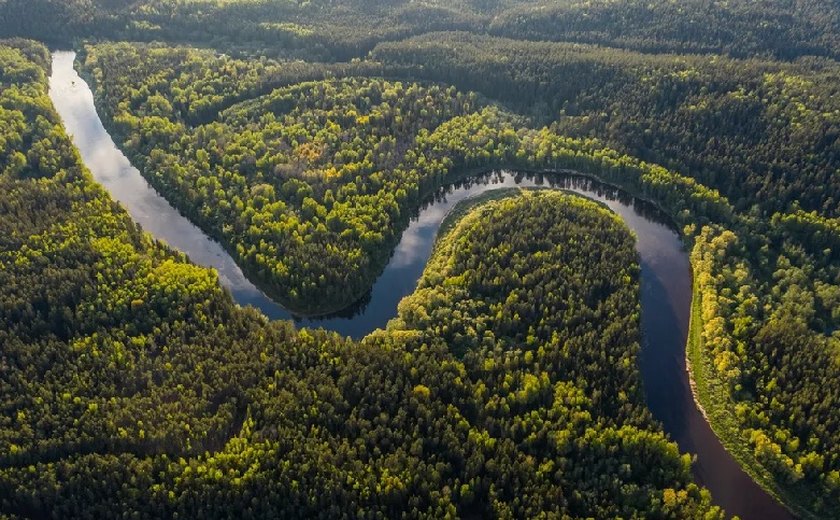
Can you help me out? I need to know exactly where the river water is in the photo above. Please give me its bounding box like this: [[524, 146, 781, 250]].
[[48, 50, 794, 520]]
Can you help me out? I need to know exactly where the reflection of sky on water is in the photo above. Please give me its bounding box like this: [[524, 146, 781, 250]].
[[287, 171, 688, 339], [51, 51, 260, 295], [50, 49, 793, 519], [389, 215, 440, 269]]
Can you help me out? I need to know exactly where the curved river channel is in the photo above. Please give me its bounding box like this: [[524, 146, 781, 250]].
[[49, 50, 793, 519]]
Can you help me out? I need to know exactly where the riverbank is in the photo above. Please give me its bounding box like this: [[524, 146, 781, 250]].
[[686, 272, 827, 520]]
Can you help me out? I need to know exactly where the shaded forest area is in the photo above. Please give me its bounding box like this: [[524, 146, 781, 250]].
[[373, 32, 840, 217], [1, 0, 839, 61]]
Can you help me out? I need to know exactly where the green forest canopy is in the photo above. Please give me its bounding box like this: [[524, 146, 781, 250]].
[[0, 0, 837, 517], [0, 44, 723, 516], [80, 39, 840, 518]]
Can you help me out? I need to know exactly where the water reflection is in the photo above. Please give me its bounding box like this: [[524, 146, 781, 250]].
[[300, 169, 683, 334]]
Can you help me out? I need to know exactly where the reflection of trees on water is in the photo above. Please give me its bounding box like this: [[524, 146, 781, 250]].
[[421, 169, 674, 228], [293, 289, 373, 322], [305, 168, 677, 324]]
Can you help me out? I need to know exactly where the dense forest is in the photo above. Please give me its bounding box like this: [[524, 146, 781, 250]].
[[83, 42, 484, 313], [1, 0, 838, 61], [373, 32, 840, 217], [390, 189, 645, 417], [81, 42, 731, 313], [0, 42, 725, 518], [80, 39, 840, 518], [0, 0, 838, 518]]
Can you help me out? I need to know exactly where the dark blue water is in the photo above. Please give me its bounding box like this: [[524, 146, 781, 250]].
[[49, 50, 794, 520]]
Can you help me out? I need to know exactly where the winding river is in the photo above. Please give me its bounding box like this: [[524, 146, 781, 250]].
[[49, 50, 793, 520]]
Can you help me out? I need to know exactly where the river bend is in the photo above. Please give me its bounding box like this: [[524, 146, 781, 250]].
[[48, 50, 793, 520]]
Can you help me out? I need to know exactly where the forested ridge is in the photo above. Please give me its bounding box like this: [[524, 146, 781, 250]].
[[0, 42, 727, 518], [1, 0, 838, 61]]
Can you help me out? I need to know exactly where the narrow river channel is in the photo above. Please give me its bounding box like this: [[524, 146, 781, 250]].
[[48, 50, 794, 520]]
